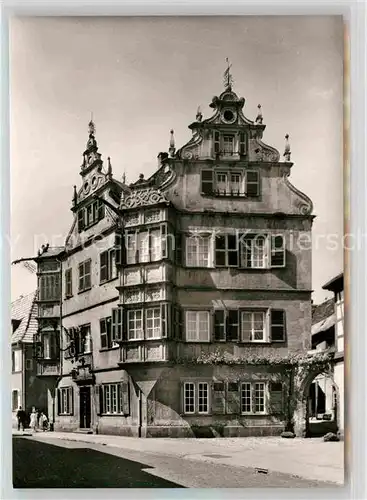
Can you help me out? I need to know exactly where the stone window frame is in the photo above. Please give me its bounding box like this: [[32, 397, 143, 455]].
[[185, 310, 211, 342], [183, 381, 210, 415], [240, 381, 269, 415]]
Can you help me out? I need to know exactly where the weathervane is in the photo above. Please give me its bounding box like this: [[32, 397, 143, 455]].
[[223, 57, 234, 90], [88, 112, 95, 136]]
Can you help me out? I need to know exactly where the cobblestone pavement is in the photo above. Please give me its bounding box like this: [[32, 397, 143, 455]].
[[14, 430, 344, 485]]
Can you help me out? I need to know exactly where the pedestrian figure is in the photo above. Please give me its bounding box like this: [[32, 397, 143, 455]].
[[30, 408, 38, 432], [16, 406, 26, 431], [39, 412, 48, 431]]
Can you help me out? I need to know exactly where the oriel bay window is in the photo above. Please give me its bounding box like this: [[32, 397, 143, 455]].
[[39, 273, 61, 301], [201, 169, 260, 197], [125, 226, 166, 265], [125, 305, 170, 340]]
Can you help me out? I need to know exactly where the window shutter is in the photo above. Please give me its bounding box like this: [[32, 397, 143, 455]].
[[212, 381, 226, 414], [246, 171, 260, 196], [70, 388, 74, 416], [176, 232, 183, 265], [114, 232, 125, 266], [271, 235, 286, 267], [57, 389, 61, 415], [98, 199, 105, 220], [240, 312, 252, 342], [227, 310, 239, 341], [226, 382, 240, 414], [239, 132, 247, 156], [77, 209, 84, 232], [161, 303, 168, 338], [201, 170, 214, 195], [270, 310, 286, 342], [95, 385, 102, 415], [112, 307, 123, 342], [174, 306, 184, 341], [100, 251, 108, 282], [269, 382, 284, 415], [214, 310, 226, 341], [121, 382, 130, 415], [160, 224, 167, 258], [214, 131, 220, 154]]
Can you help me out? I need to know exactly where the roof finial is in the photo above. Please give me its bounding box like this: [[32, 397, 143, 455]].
[[107, 156, 112, 179], [88, 113, 95, 136], [196, 106, 202, 122], [169, 129, 176, 157], [122, 172, 126, 185], [283, 134, 291, 162], [73, 185, 77, 206], [223, 57, 234, 90], [255, 104, 263, 124]]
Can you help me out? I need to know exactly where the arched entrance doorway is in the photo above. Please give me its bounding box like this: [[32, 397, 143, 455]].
[[294, 368, 339, 438]]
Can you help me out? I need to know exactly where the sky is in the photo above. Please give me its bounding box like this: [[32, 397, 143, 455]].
[[9, 16, 344, 303]]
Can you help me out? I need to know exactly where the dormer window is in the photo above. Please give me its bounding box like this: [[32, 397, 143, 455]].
[[78, 199, 105, 232], [223, 135, 234, 154], [201, 169, 260, 198]]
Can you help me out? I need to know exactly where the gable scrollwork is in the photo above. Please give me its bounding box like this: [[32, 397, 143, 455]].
[[177, 131, 203, 160], [283, 174, 314, 215], [120, 187, 170, 210]]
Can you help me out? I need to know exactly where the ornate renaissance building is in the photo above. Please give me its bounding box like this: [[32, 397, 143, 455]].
[[35, 75, 315, 437]]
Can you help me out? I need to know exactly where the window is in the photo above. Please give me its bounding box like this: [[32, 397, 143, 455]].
[[111, 308, 124, 342], [223, 135, 235, 154], [43, 333, 58, 359], [126, 229, 162, 264], [216, 172, 228, 194], [65, 268, 72, 298], [100, 249, 116, 283], [78, 259, 91, 292], [100, 382, 129, 415], [240, 382, 267, 414], [12, 350, 22, 372], [198, 382, 209, 413], [239, 234, 285, 269], [240, 234, 267, 269], [201, 169, 259, 197], [215, 234, 238, 267], [186, 235, 211, 267], [58, 387, 73, 415], [100, 317, 118, 350], [185, 311, 210, 342], [75, 324, 92, 354], [146, 308, 161, 339], [78, 199, 105, 232], [201, 170, 214, 194], [270, 235, 285, 267], [270, 310, 286, 342], [214, 310, 239, 341], [127, 310, 143, 340], [183, 381, 209, 414], [25, 359, 33, 371], [12, 390, 19, 411], [246, 171, 260, 196], [183, 382, 195, 414], [39, 273, 61, 301], [242, 311, 267, 342]]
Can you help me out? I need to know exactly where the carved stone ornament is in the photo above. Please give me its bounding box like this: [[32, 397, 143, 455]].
[[283, 174, 314, 215], [120, 187, 169, 209]]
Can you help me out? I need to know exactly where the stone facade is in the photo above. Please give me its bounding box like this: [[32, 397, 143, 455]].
[[37, 82, 314, 438]]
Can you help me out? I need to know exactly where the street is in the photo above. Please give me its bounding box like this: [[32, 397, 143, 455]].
[[13, 436, 341, 488]]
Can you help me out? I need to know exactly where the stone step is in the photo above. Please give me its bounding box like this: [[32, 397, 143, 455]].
[[73, 429, 94, 435]]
